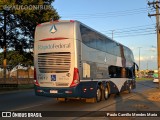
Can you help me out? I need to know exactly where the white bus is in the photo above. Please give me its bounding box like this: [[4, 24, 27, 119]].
[[34, 20, 138, 102]]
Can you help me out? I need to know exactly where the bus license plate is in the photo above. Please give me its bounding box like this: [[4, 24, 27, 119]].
[[50, 90, 58, 94]]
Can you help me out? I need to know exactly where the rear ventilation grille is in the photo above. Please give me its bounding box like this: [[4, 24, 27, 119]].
[[38, 52, 71, 73]]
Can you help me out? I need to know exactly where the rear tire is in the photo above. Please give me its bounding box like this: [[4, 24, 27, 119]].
[[104, 87, 109, 100], [96, 87, 102, 102], [128, 84, 132, 93]]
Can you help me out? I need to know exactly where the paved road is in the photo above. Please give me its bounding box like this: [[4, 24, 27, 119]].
[[0, 80, 158, 119]]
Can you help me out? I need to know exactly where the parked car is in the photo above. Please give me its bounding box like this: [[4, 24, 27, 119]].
[[153, 73, 159, 83], [153, 78, 159, 83]]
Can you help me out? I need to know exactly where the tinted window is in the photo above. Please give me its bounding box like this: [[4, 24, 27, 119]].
[[80, 25, 96, 48], [96, 34, 106, 52], [80, 24, 121, 56], [113, 42, 121, 56], [124, 47, 134, 61]]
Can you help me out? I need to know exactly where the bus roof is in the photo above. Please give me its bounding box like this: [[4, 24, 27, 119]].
[[36, 20, 132, 52]]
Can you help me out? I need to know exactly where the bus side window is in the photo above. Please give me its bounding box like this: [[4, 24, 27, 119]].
[[109, 66, 121, 78]]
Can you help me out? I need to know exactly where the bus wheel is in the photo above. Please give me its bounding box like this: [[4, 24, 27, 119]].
[[128, 84, 132, 93], [96, 87, 102, 102], [104, 87, 109, 100]]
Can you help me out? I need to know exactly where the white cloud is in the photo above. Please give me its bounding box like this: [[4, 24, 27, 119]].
[[134, 55, 157, 70], [145, 47, 157, 52], [151, 55, 156, 60], [134, 55, 157, 62]]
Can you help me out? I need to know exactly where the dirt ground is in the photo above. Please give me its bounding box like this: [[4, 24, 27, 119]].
[[78, 87, 160, 120], [148, 89, 160, 102], [107, 88, 160, 120]]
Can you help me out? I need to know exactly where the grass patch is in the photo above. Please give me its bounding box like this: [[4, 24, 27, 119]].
[[136, 78, 153, 81], [0, 84, 34, 92], [18, 84, 34, 89]]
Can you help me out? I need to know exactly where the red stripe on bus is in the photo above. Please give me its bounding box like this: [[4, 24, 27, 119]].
[[40, 37, 68, 41]]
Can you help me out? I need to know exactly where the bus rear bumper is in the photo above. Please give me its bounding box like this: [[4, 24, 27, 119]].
[[34, 81, 98, 98], [34, 86, 81, 98]]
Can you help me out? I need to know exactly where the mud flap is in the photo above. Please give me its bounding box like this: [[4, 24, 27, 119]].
[[85, 98, 96, 103], [57, 98, 66, 102]]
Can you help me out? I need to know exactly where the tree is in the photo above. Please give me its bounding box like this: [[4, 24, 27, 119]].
[[0, 50, 33, 68], [0, 0, 60, 73], [0, 0, 60, 51]]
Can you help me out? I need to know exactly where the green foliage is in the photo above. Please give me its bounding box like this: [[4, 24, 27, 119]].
[[0, 0, 60, 68], [0, 51, 33, 67], [0, 0, 60, 50], [136, 78, 153, 81]]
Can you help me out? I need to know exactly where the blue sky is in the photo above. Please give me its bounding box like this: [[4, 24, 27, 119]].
[[53, 0, 157, 70]]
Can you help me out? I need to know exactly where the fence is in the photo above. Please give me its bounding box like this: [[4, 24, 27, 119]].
[[0, 78, 34, 84], [0, 78, 34, 88], [0, 66, 34, 88], [0, 67, 34, 79]]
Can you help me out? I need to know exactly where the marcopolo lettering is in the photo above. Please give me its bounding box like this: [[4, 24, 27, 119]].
[[38, 43, 70, 50]]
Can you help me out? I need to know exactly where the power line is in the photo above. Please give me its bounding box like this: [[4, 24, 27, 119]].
[[103, 24, 156, 38], [61, 6, 156, 38], [101, 24, 156, 37], [102, 24, 155, 32], [113, 32, 156, 38], [103, 27, 155, 34], [61, 8, 148, 19], [62, 11, 146, 19], [62, 7, 147, 16], [105, 31, 156, 38]]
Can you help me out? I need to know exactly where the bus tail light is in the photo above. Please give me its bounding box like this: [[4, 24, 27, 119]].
[[83, 88, 87, 93], [70, 68, 80, 87], [34, 68, 40, 87], [34, 80, 40, 87], [90, 87, 94, 90]]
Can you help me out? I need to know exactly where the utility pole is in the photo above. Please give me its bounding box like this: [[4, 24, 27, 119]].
[[138, 47, 142, 70], [3, 10, 7, 81], [148, 0, 160, 89], [138, 47, 142, 78], [111, 30, 115, 40], [147, 61, 148, 70]]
